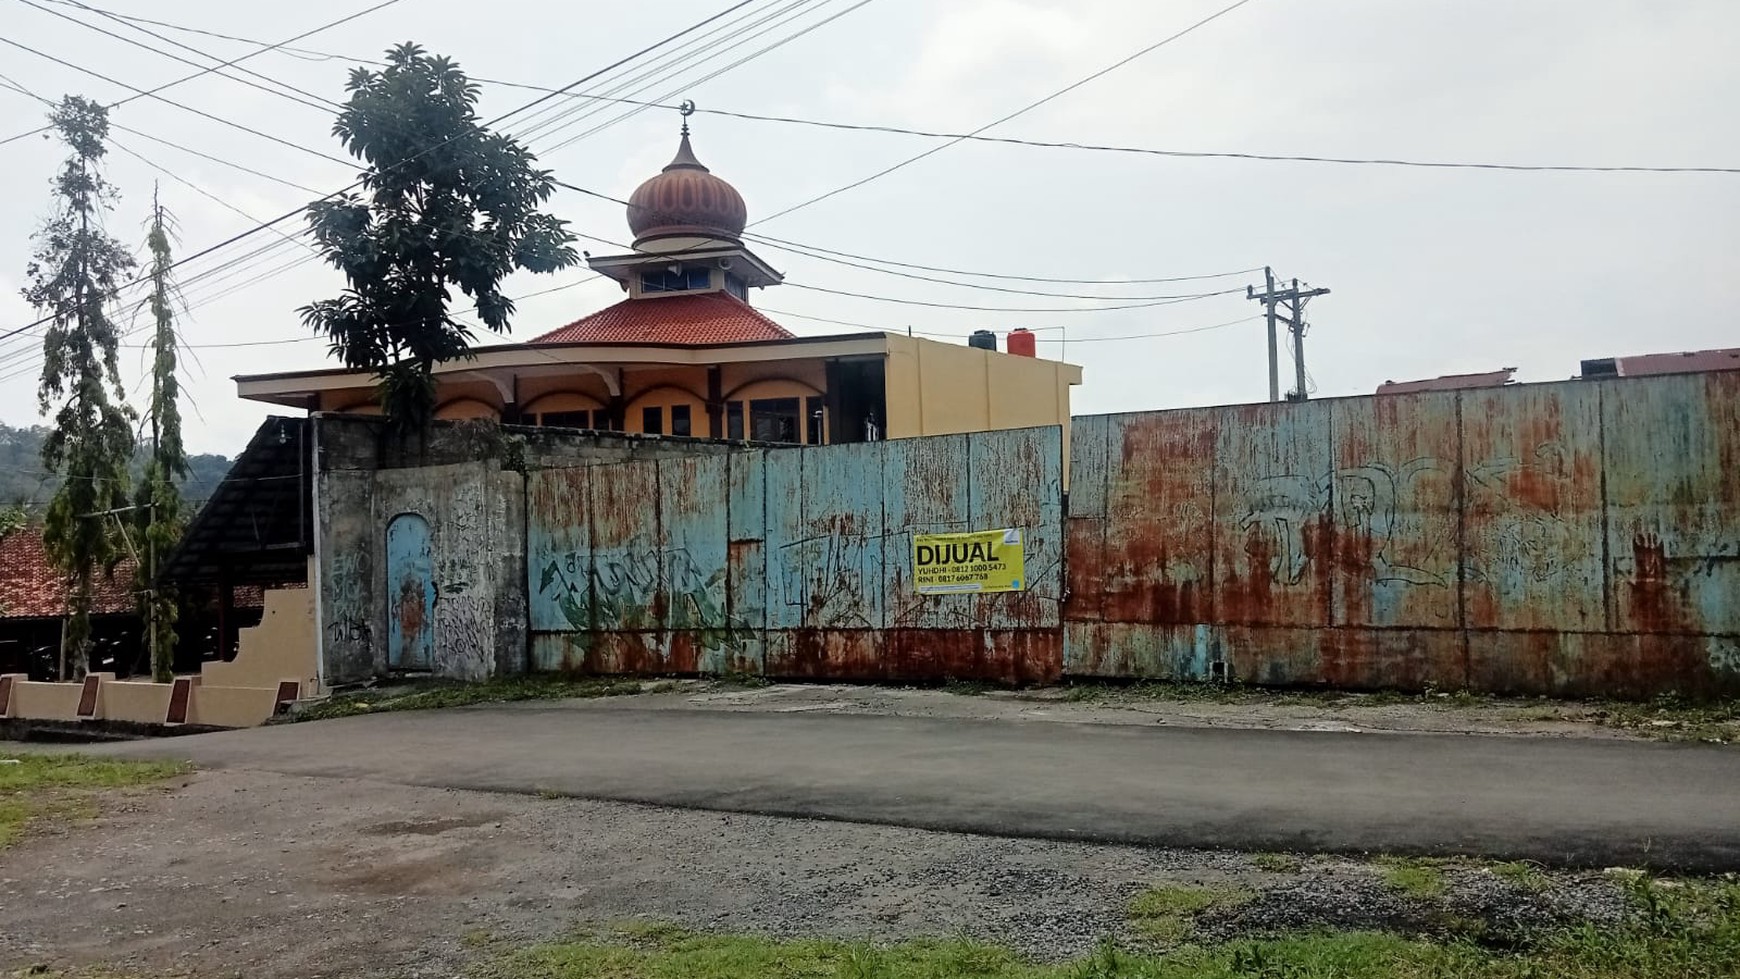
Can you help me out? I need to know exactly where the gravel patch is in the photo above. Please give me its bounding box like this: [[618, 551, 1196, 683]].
[[0, 769, 1646, 977], [1201, 863, 1631, 947]]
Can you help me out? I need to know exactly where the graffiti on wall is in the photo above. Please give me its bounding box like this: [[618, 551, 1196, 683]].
[[776, 528, 883, 629], [535, 546, 755, 655], [434, 594, 492, 681], [1070, 375, 1740, 695], [525, 427, 1067, 682], [323, 550, 372, 654], [1225, 446, 1607, 598]]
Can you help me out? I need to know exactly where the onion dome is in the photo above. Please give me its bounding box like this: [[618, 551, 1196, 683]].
[[626, 130, 748, 248]]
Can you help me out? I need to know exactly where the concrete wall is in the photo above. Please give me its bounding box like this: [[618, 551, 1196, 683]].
[[313, 414, 744, 685], [1065, 372, 1740, 698], [5, 679, 82, 719], [204, 578, 320, 697], [317, 460, 520, 684]]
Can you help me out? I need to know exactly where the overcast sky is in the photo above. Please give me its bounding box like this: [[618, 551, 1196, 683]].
[[1, 0, 1735, 457]]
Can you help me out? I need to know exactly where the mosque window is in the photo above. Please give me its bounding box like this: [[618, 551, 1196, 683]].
[[640, 267, 712, 293]]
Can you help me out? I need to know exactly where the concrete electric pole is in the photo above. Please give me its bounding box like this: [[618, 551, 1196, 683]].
[[1247, 271, 1330, 402]]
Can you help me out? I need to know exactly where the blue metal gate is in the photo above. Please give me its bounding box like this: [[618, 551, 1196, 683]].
[[386, 512, 435, 670]]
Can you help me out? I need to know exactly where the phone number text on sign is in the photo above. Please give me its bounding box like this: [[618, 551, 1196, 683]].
[[912, 528, 1025, 594]]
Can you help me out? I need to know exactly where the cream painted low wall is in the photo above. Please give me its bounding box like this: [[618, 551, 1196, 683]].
[[99, 681, 174, 724], [187, 685, 282, 728], [204, 585, 321, 698], [8, 680, 82, 721]]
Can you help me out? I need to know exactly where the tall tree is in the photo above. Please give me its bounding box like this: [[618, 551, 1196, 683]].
[[23, 95, 137, 679], [301, 43, 578, 428], [136, 188, 188, 683]]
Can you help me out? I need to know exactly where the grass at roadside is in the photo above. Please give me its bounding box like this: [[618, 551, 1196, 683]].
[[485, 875, 1740, 979], [1376, 856, 1450, 899], [1129, 884, 1255, 942], [291, 676, 648, 721], [0, 753, 188, 848]]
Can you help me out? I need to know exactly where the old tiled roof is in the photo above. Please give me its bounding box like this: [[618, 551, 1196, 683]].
[[0, 528, 271, 622], [531, 292, 795, 345], [1377, 368, 1516, 395], [1615, 347, 1740, 376], [0, 530, 137, 620]]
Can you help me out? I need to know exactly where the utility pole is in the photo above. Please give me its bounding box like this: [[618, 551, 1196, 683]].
[[1250, 267, 1280, 402], [1248, 271, 1330, 402]]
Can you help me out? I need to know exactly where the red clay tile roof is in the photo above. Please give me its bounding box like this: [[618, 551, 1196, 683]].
[[0, 530, 137, 620], [0, 529, 270, 621], [1615, 347, 1740, 376], [1377, 368, 1516, 395], [531, 292, 794, 345]]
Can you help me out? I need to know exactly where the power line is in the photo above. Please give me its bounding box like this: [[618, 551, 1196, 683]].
[[0, 36, 357, 168], [0, 1, 777, 375], [757, 305, 1262, 345], [48, 1, 1740, 178], [515, 0, 813, 145], [753, 233, 1260, 299], [541, 0, 882, 155], [562, 215, 1261, 305], [783, 281, 1246, 313], [0, 0, 406, 148], [754, 0, 1262, 225], [0, 0, 770, 347], [725, 117, 1740, 176], [557, 189, 1261, 309], [744, 231, 1261, 285], [15, 0, 341, 115]]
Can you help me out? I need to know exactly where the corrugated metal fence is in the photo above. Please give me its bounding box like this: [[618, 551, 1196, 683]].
[[517, 374, 1735, 695], [526, 427, 1065, 683], [1066, 373, 1740, 697]]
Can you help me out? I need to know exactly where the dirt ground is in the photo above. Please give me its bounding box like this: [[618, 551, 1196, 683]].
[[0, 767, 1633, 979], [0, 685, 1664, 979]]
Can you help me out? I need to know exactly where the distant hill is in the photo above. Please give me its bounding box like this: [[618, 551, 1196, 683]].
[[0, 421, 234, 516]]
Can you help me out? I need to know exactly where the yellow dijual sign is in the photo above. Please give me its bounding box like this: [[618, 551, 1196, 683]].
[[912, 529, 1026, 595]]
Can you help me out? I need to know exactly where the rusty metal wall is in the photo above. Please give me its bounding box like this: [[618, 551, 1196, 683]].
[[1067, 374, 1740, 697], [528, 426, 1064, 683]]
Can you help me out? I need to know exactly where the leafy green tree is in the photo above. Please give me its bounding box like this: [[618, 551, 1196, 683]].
[[0, 504, 25, 539], [135, 189, 188, 683], [22, 95, 137, 679], [301, 43, 579, 428]]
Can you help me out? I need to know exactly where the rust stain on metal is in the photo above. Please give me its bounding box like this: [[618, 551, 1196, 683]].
[[1063, 517, 1105, 622]]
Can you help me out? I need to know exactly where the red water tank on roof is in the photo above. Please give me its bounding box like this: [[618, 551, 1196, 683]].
[[1006, 328, 1036, 357]]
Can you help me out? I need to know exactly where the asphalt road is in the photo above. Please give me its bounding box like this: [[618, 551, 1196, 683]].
[[87, 702, 1740, 871]]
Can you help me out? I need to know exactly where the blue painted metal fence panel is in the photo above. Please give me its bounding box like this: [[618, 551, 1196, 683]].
[[527, 427, 1065, 684], [385, 512, 435, 670]]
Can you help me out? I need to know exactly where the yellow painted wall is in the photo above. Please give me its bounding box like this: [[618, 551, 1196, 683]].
[[187, 685, 282, 728], [517, 374, 614, 409], [720, 361, 827, 399], [99, 681, 173, 723], [434, 396, 499, 421], [622, 366, 708, 401], [882, 335, 1080, 484], [724, 377, 826, 444], [8, 680, 82, 720], [519, 390, 605, 420], [204, 586, 321, 699], [620, 367, 709, 436], [323, 388, 381, 414]]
